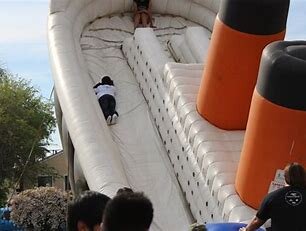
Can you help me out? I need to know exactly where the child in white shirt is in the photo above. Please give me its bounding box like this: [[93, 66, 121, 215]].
[[94, 76, 118, 125]]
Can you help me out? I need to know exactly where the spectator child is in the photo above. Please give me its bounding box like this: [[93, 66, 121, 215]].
[[68, 191, 110, 231], [101, 191, 153, 231], [240, 162, 306, 231]]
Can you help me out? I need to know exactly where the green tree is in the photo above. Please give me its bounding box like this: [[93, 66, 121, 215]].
[[0, 68, 56, 206]]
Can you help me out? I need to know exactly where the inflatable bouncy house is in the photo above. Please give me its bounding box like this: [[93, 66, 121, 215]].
[[48, 0, 306, 230]]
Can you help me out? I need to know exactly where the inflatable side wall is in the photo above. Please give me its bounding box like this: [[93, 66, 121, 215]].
[[236, 41, 306, 208], [197, 0, 290, 130], [48, 0, 220, 195]]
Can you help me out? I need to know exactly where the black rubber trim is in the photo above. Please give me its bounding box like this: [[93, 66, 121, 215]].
[[219, 0, 290, 35], [256, 41, 306, 111]]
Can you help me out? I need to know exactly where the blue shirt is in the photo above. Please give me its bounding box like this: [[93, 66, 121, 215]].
[[0, 219, 23, 231], [0, 208, 4, 218]]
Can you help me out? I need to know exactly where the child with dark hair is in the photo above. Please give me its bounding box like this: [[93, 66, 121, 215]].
[[101, 192, 153, 231], [240, 162, 306, 231], [94, 76, 119, 125], [67, 190, 110, 231], [116, 187, 134, 195], [133, 0, 153, 29], [190, 223, 207, 231]]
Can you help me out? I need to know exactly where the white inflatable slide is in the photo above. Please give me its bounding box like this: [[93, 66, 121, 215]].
[[48, 0, 258, 230]]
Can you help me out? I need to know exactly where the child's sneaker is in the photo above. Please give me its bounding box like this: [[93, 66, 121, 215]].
[[106, 115, 112, 125], [111, 114, 118, 125]]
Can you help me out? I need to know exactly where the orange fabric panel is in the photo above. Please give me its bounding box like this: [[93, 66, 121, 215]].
[[197, 18, 285, 130], [235, 90, 306, 209]]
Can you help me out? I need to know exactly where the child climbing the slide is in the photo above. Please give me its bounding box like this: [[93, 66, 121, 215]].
[[94, 76, 119, 125]]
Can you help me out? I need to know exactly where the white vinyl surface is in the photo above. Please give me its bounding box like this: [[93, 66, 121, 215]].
[[80, 14, 200, 230], [47, 0, 261, 230]]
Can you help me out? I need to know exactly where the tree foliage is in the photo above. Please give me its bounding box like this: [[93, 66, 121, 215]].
[[11, 187, 68, 230], [0, 68, 56, 206]]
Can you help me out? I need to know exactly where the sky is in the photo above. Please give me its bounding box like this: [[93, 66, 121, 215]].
[[0, 0, 305, 150], [0, 0, 60, 150]]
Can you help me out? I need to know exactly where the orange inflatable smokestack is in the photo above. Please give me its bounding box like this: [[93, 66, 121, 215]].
[[236, 41, 306, 209], [197, 0, 290, 130]]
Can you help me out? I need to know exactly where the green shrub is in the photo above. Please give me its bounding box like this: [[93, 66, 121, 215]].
[[11, 187, 68, 230]]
